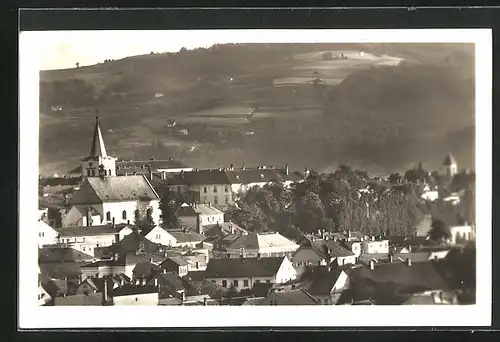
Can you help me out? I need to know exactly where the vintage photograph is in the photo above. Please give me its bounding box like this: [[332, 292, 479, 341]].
[[18, 28, 491, 328]]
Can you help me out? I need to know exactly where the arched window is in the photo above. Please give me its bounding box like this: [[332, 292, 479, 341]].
[[91, 170, 96, 177], [122, 210, 127, 220], [104, 169, 107, 176], [108, 169, 112, 176], [106, 211, 111, 221], [87, 170, 91, 177]]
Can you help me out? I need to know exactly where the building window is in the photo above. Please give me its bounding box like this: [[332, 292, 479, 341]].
[[104, 169, 107, 176], [89, 162, 93, 167], [87, 170, 91, 177], [106, 212, 111, 221], [203, 196, 207, 203], [122, 210, 127, 220], [213, 186, 217, 193], [222, 280, 227, 288], [266, 280, 271, 284], [225, 196, 229, 204], [224, 186, 229, 193], [91, 170, 96, 177], [213, 197, 218, 205], [108, 169, 112, 175], [243, 279, 249, 287], [233, 280, 238, 287], [203, 187, 207, 193]]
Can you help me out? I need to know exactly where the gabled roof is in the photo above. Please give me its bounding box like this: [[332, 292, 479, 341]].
[[167, 169, 231, 185], [215, 231, 298, 251], [162, 256, 189, 267], [225, 167, 302, 184], [54, 293, 103, 306], [117, 231, 163, 253], [39, 247, 94, 263], [69, 175, 159, 204], [133, 262, 163, 278], [39, 262, 85, 280], [203, 222, 247, 237], [351, 261, 451, 291], [311, 239, 355, 258], [205, 257, 285, 278], [55, 224, 129, 237], [244, 297, 265, 305], [110, 284, 158, 297], [177, 203, 223, 217], [258, 289, 318, 305], [302, 268, 345, 296], [167, 229, 206, 244], [153, 271, 187, 292]]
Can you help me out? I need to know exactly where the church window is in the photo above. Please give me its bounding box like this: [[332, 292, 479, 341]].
[[109, 169, 112, 175], [106, 211, 111, 221], [87, 170, 91, 177], [122, 210, 127, 220]]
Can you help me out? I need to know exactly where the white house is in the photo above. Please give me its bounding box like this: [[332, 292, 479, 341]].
[[449, 225, 474, 245], [55, 224, 134, 256], [111, 285, 159, 306], [143, 225, 178, 247], [37, 219, 59, 247], [361, 237, 390, 255], [63, 175, 161, 227], [212, 231, 300, 259], [302, 268, 350, 305], [205, 256, 297, 291]]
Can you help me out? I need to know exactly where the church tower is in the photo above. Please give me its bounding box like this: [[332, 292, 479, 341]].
[[443, 152, 458, 178], [81, 117, 116, 178]]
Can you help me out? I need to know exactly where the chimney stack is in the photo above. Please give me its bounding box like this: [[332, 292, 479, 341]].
[[242, 164, 246, 170], [127, 220, 130, 225], [112, 217, 115, 229], [180, 170, 185, 179], [203, 297, 208, 306], [229, 222, 235, 235], [406, 258, 412, 267], [371, 236, 375, 242], [369, 260, 375, 270], [284, 163, 289, 175], [181, 292, 186, 302], [102, 277, 108, 305], [161, 171, 167, 180], [154, 278, 159, 288], [388, 254, 393, 263], [196, 212, 203, 235], [230, 164, 234, 171]]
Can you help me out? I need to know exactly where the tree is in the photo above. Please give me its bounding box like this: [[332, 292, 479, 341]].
[[428, 218, 451, 243], [76, 62, 80, 68], [159, 191, 182, 228]]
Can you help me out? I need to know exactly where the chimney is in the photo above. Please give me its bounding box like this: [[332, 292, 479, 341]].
[[369, 260, 375, 270], [229, 222, 235, 234], [388, 254, 394, 263], [103, 278, 108, 304], [230, 164, 234, 171], [196, 212, 203, 235], [161, 171, 167, 180], [127, 220, 130, 225], [181, 292, 186, 302], [149, 257, 153, 263], [371, 236, 375, 241], [439, 291, 444, 304], [406, 258, 412, 267], [180, 170, 185, 179], [112, 217, 115, 229], [113, 252, 120, 261], [163, 267, 167, 274], [154, 277, 159, 288], [135, 278, 140, 286], [204, 297, 208, 306], [242, 164, 246, 170], [348, 230, 352, 239]]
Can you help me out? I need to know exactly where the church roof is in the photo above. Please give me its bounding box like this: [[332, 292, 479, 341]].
[[443, 153, 457, 166], [68, 175, 160, 204], [88, 116, 107, 159]]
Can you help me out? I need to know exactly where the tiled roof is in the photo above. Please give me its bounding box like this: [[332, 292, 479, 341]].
[[178, 203, 223, 217], [302, 268, 345, 296], [166, 167, 303, 186], [184, 271, 207, 282], [38, 197, 67, 210], [154, 272, 187, 292], [215, 232, 298, 251], [162, 256, 189, 267], [54, 293, 103, 306], [258, 289, 318, 305], [167, 229, 206, 244], [69, 175, 159, 204], [351, 261, 451, 291], [358, 252, 431, 264], [244, 297, 265, 305], [133, 262, 163, 278], [167, 169, 231, 185], [205, 257, 285, 278], [312, 239, 355, 258], [159, 298, 183, 305], [39, 247, 94, 263], [55, 224, 128, 237], [117, 231, 163, 253], [39, 262, 85, 280], [110, 284, 158, 297], [116, 159, 188, 171], [225, 167, 302, 184], [203, 222, 247, 237], [88, 117, 108, 158]]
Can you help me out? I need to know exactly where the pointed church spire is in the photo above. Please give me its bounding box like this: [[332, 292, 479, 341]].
[[89, 116, 107, 158]]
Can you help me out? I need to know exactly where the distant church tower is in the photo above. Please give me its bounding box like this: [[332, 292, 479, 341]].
[[81, 117, 116, 178], [443, 152, 458, 178]]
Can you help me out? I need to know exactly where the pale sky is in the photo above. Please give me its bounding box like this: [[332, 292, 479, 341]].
[[35, 31, 232, 70], [29, 29, 485, 70]]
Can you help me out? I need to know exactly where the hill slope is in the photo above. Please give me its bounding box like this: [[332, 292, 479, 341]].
[[39, 43, 475, 176]]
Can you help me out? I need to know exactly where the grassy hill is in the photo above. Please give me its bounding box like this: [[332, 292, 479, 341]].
[[39, 43, 475, 176]]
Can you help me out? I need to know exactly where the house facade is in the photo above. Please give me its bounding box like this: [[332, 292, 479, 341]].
[[449, 225, 474, 245], [38, 219, 59, 247], [177, 203, 224, 230], [143, 225, 178, 246], [205, 256, 297, 291], [111, 286, 159, 305], [362, 238, 390, 255]]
